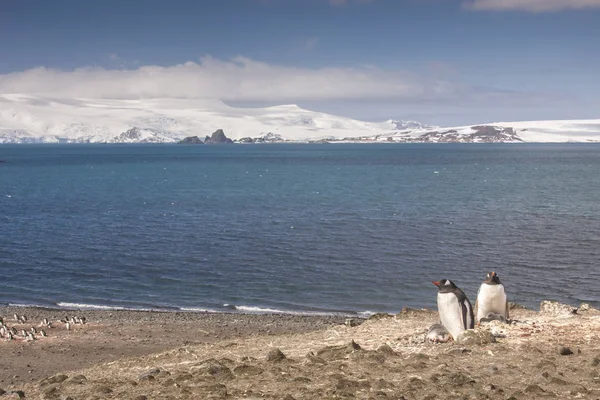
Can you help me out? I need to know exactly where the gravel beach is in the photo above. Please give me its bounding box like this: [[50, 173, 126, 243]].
[[1, 303, 599, 399]]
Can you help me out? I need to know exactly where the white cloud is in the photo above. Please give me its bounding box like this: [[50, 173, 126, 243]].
[[464, 0, 600, 12], [0, 56, 481, 102]]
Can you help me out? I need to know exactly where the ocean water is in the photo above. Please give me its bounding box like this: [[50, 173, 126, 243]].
[[1, 143, 599, 315]]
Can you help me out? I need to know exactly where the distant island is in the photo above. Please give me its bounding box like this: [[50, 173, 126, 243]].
[[1, 95, 599, 144]]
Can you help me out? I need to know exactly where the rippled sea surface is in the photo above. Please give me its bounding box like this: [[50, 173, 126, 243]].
[[1, 143, 598, 315]]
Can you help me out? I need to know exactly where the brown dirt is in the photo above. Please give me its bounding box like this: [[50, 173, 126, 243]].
[[1, 304, 599, 399]]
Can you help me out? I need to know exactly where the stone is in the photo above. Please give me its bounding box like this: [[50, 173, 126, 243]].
[[558, 346, 574, 356], [540, 301, 577, 317], [233, 364, 264, 376], [191, 360, 235, 380], [455, 329, 496, 345], [344, 318, 363, 327], [4, 391, 26, 399], [133, 396, 148, 400], [65, 374, 87, 385], [138, 368, 161, 381], [42, 386, 60, 399], [376, 344, 396, 355], [591, 357, 600, 367], [316, 340, 362, 361], [40, 374, 69, 386], [177, 136, 204, 144], [0, 388, 5, 396], [266, 348, 286, 362], [367, 313, 393, 321]]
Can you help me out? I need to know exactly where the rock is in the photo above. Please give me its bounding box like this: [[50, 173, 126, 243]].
[[396, 307, 434, 319], [191, 360, 235, 380], [204, 129, 233, 144], [138, 368, 161, 381], [524, 384, 546, 394], [65, 374, 87, 385], [508, 302, 528, 310], [266, 348, 286, 362], [578, 303, 600, 314], [0, 389, 5, 396], [367, 313, 393, 321], [592, 357, 600, 367], [376, 344, 396, 355], [344, 318, 363, 327], [133, 396, 148, 400], [40, 374, 69, 386], [283, 395, 295, 400], [95, 385, 113, 394], [42, 386, 60, 399], [233, 364, 264, 376], [316, 340, 362, 361], [540, 300, 577, 316], [305, 352, 327, 364], [4, 391, 25, 399], [177, 136, 204, 144], [455, 329, 496, 345], [558, 346, 574, 356]]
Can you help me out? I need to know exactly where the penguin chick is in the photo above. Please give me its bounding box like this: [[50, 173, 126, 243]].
[[426, 323, 451, 343]]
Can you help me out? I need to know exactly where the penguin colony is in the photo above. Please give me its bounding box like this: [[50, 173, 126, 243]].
[[2, 273, 506, 344], [430, 271, 509, 342], [0, 314, 86, 342]]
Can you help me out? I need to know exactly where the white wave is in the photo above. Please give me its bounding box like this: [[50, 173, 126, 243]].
[[233, 305, 356, 317], [357, 310, 377, 318], [56, 302, 149, 311], [179, 307, 221, 313], [8, 303, 48, 308]]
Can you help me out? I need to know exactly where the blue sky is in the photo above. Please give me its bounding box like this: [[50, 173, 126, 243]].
[[1, 0, 599, 125]]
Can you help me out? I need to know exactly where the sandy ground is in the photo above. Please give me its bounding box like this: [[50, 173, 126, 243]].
[[1, 303, 599, 399]]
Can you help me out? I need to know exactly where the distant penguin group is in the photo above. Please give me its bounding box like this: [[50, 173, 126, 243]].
[[430, 271, 509, 342], [1, 313, 87, 342]]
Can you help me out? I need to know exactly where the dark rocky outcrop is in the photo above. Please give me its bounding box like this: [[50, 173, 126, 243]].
[[204, 129, 233, 144], [178, 136, 204, 144]]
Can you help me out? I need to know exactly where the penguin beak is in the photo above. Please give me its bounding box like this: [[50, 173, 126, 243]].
[[432, 281, 440, 287]]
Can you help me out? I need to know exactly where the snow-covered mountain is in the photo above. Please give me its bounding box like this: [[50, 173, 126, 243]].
[[0, 94, 599, 143]]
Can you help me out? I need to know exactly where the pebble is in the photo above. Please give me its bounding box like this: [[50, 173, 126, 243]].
[[266, 348, 286, 362], [558, 346, 574, 356]]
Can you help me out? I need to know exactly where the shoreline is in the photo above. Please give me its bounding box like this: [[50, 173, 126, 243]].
[[0, 306, 347, 388], [1, 301, 598, 399]]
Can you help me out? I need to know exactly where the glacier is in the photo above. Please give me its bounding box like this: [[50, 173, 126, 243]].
[[0, 94, 599, 143]]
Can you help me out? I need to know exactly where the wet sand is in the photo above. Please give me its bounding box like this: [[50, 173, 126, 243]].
[[1, 303, 599, 399]]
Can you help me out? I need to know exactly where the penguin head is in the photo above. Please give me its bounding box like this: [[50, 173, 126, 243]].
[[432, 279, 457, 293], [484, 271, 501, 285]]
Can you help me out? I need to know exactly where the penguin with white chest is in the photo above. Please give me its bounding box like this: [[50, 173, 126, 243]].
[[433, 279, 474, 340], [475, 271, 509, 323]]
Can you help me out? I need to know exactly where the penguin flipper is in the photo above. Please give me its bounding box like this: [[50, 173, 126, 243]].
[[474, 299, 479, 324]]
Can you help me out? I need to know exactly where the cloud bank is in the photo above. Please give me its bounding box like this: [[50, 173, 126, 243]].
[[0, 56, 484, 103], [464, 0, 600, 12]]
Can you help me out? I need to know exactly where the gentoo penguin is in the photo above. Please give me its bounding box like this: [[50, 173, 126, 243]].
[[475, 271, 509, 323], [42, 318, 49, 327], [65, 322, 71, 331], [433, 279, 474, 340], [13, 313, 19, 322], [40, 329, 47, 337], [30, 327, 37, 334], [426, 323, 451, 343]]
